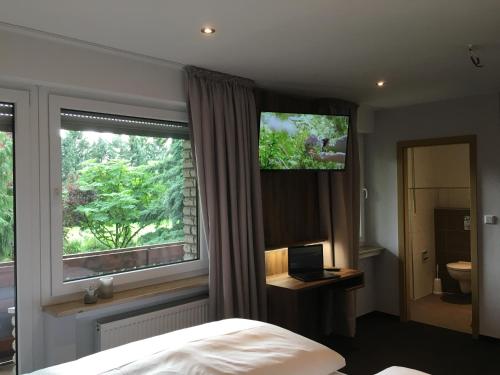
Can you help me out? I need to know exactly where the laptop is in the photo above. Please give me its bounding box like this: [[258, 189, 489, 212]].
[[288, 244, 340, 282]]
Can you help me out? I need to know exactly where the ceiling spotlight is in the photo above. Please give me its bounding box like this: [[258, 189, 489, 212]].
[[376, 81, 385, 87], [201, 26, 216, 35]]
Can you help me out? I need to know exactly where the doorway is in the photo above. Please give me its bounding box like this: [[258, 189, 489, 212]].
[[397, 136, 478, 336]]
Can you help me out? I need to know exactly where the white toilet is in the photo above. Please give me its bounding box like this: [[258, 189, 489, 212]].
[[446, 261, 471, 294]]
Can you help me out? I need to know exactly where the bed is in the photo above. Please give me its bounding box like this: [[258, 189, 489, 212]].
[[30, 319, 429, 375]]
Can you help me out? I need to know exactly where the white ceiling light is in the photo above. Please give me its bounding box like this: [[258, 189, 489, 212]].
[[376, 81, 385, 87], [201, 26, 216, 35]]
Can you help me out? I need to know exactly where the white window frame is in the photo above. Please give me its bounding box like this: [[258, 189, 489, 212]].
[[47, 95, 207, 298], [358, 134, 367, 245], [0, 87, 38, 373]]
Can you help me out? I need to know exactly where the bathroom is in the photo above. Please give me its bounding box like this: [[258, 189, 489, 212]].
[[405, 142, 473, 334]]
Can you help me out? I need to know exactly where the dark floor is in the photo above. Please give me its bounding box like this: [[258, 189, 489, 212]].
[[323, 312, 500, 375]]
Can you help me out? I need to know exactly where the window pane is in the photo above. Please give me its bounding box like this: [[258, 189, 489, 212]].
[[60, 111, 198, 282], [0, 102, 15, 361]]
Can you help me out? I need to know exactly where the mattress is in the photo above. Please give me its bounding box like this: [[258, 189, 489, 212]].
[[30, 318, 346, 375]]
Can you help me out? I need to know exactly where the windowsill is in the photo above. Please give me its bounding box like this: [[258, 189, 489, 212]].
[[359, 244, 384, 259], [43, 274, 208, 317]]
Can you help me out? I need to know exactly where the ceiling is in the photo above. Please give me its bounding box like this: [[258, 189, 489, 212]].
[[1, 0, 500, 108]]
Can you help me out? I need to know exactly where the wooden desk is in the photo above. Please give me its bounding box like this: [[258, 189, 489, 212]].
[[266, 269, 364, 338]]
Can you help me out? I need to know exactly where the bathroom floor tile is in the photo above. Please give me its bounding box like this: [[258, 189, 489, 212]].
[[410, 293, 472, 333]]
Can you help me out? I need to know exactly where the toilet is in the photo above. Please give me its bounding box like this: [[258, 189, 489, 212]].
[[446, 261, 471, 294]]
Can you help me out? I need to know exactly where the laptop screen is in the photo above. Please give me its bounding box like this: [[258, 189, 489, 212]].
[[288, 244, 324, 274]]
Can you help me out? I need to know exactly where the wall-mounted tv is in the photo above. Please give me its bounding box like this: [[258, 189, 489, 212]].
[[259, 112, 349, 171]]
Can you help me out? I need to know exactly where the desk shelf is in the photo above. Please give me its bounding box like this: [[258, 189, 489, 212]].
[[266, 269, 364, 338]]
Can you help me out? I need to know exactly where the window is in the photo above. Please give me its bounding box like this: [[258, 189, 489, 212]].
[[48, 96, 206, 297], [0, 87, 37, 371], [358, 134, 366, 244], [0, 102, 15, 361]]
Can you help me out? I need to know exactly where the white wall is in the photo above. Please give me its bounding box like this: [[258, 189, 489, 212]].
[[0, 26, 192, 372], [410, 144, 470, 189], [365, 93, 500, 338], [357, 105, 375, 134], [0, 26, 185, 108], [357, 257, 376, 316]]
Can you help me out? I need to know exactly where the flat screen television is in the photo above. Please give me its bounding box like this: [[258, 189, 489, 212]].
[[259, 111, 349, 171]]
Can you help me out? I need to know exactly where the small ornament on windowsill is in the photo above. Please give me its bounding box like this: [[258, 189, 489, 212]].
[[83, 285, 98, 304], [98, 276, 114, 299]]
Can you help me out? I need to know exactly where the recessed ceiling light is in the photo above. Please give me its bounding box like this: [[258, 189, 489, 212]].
[[376, 81, 385, 87], [201, 26, 216, 35]]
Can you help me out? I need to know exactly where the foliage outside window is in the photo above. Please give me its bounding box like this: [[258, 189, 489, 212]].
[[59, 110, 198, 281]]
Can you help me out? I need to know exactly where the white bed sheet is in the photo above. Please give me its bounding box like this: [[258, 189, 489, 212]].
[[375, 366, 430, 375], [31, 318, 346, 375]]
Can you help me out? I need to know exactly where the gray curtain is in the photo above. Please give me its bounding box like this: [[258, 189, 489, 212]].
[[184, 66, 267, 321], [317, 99, 360, 337]]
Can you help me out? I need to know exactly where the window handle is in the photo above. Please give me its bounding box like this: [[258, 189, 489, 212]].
[[362, 187, 368, 200]]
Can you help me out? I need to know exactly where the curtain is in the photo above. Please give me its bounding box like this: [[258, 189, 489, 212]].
[[184, 66, 267, 321], [317, 98, 360, 337]]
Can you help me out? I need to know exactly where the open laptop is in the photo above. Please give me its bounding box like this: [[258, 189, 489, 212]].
[[288, 244, 340, 282]]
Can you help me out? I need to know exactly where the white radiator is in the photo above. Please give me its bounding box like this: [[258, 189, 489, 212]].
[[96, 298, 209, 351]]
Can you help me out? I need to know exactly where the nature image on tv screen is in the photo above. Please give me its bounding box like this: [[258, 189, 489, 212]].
[[259, 112, 349, 170]]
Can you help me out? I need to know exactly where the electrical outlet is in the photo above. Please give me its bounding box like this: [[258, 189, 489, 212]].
[[464, 216, 471, 231], [484, 215, 497, 225]]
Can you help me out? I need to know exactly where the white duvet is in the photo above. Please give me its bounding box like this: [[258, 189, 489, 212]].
[[31, 318, 346, 375], [375, 367, 430, 375]]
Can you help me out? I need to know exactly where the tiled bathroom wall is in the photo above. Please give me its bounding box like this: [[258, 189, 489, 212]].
[[435, 208, 471, 293], [407, 144, 470, 300]]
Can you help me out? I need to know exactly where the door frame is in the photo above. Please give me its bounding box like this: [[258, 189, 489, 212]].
[[397, 135, 478, 337]]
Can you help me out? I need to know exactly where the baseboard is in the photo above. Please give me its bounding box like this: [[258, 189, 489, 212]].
[[356, 310, 400, 320], [479, 334, 500, 343]]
